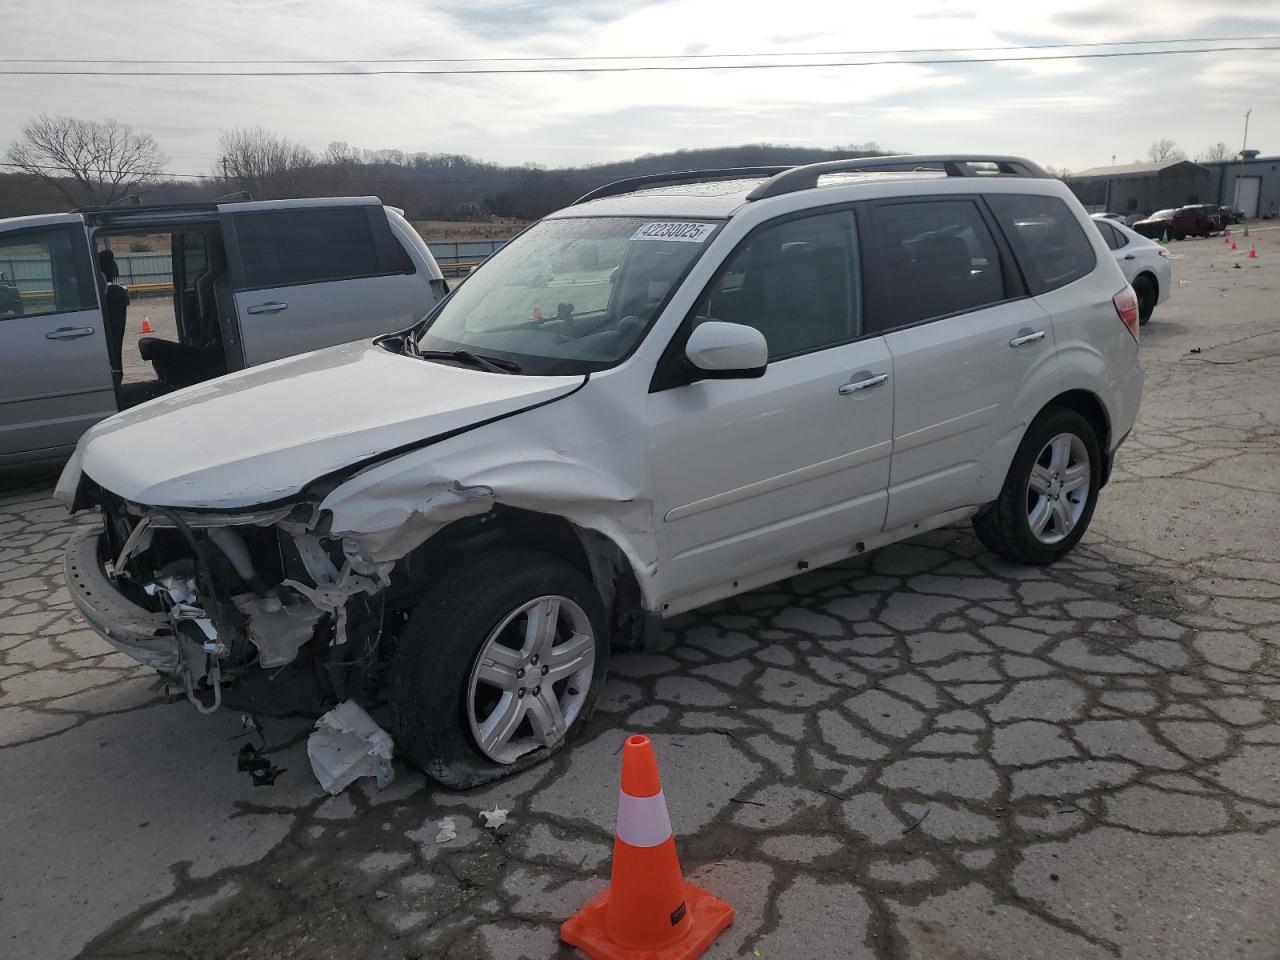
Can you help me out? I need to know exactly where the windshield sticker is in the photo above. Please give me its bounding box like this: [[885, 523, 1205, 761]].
[[631, 221, 716, 243]]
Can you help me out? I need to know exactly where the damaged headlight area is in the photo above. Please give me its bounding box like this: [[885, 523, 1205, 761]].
[[69, 487, 392, 714]]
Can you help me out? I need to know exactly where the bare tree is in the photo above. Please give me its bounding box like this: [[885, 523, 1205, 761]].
[[1196, 141, 1234, 162], [1146, 139, 1186, 163], [216, 127, 317, 199], [6, 114, 167, 207]]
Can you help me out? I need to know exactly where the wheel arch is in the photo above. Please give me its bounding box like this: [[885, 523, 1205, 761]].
[[1133, 269, 1158, 298], [399, 505, 655, 651], [1038, 388, 1113, 484]]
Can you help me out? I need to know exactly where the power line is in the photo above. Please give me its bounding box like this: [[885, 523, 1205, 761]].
[[3, 43, 1279, 76], [0, 158, 615, 185], [4, 34, 1277, 65]]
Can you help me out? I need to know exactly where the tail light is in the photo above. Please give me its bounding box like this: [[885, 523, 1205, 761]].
[[1113, 286, 1140, 341]]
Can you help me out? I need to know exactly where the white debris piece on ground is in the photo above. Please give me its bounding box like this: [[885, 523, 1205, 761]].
[[479, 808, 509, 829], [306, 700, 395, 796], [435, 818, 458, 843]]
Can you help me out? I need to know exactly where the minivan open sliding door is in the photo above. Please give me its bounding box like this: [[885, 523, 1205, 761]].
[[218, 199, 421, 365]]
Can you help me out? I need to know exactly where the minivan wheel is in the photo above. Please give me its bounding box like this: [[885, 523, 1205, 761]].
[[389, 549, 608, 788], [1134, 275, 1156, 325], [972, 408, 1101, 566]]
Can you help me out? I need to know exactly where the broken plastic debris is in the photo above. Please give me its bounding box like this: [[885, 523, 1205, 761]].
[[479, 808, 508, 830], [143, 575, 196, 605], [435, 817, 458, 843], [306, 700, 395, 796]]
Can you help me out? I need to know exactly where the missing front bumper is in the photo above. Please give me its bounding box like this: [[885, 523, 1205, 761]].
[[65, 526, 180, 673]]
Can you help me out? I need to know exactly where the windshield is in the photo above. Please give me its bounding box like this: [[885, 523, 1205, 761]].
[[417, 216, 720, 374], [1151, 209, 1175, 219]]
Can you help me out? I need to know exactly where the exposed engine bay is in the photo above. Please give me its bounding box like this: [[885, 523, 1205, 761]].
[[90, 487, 393, 712]]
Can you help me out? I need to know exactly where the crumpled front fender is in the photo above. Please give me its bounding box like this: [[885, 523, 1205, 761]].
[[318, 381, 659, 610]]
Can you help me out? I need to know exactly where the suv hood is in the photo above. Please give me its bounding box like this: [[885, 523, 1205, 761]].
[[65, 342, 584, 509]]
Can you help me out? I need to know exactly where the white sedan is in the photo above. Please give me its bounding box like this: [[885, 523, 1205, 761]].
[[1091, 214, 1172, 325]]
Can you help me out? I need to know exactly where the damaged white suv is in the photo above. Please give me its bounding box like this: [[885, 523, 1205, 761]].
[[58, 156, 1143, 787]]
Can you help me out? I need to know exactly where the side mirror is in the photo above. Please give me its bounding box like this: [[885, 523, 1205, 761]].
[[684, 321, 768, 379]]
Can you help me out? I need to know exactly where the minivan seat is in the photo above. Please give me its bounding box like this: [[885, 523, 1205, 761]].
[[139, 242, 228, 388]]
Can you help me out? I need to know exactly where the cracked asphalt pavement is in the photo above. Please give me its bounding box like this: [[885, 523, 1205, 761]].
[[2, 233, 1278, 960]]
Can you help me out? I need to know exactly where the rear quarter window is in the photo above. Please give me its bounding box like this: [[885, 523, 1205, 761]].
[[232, 206, 382, 289], [987, 194, 1097, 294]]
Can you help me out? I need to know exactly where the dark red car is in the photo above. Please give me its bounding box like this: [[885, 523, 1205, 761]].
[[1132, 209, 1176, 240], [1135, 205, 1223, 240], [1172, 204, 1224, 238]]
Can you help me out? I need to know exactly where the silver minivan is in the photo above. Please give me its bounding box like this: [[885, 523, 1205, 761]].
[[0, 197, 446, 463]]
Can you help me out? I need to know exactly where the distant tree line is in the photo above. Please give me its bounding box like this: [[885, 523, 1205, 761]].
[[1, 114, 892, 220]]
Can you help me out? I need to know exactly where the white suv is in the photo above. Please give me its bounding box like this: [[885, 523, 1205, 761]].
[[57, 155, 1143, 787]]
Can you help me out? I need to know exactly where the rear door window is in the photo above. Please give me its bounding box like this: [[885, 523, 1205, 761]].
[[987, 194, 1097, 294], [1093, 220, 1127, 250], [868, 199, 1007, 328], [230, 206, 385, 289]]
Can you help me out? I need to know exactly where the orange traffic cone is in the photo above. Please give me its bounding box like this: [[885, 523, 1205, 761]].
[[1222, 233, 1230, 245], [1249, 244, 1257, 258], [561, 735, 733, 960], [140, 315, 154, 334], [1231, 241, 1238, 251]]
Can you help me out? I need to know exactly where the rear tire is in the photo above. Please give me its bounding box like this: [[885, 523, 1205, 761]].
[[973, 407, 1101, 566], [1134, 275, 1156, 326], [389, 548, 609, 788]]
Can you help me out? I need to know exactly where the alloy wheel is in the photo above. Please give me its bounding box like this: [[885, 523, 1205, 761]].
[[466, 595, 596, 764], [1025, 432, 1091, 545]]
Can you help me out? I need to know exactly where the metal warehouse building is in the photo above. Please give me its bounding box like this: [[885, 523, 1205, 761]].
[[1066, 153, 1280, 220]]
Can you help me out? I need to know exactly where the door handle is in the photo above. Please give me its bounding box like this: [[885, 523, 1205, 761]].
[[246, 301, 288, 315], [45, 326, 95, 340], [838, 373, 888, 395], [1122, 253, 1136, 260], [1009, 330, 1046, 348]]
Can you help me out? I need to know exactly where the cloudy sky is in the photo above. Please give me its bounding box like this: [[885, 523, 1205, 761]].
[[3, 0, 1279, 174]]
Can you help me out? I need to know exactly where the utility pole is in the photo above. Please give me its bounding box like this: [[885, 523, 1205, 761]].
[[1106, 154, 1116, 213], [1239, 108, 1251, 236]]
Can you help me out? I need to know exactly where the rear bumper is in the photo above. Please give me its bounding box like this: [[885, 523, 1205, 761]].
[[1101, 358, 1144, 488], [65, 526, 179, 674], [1155, 259, 1173, 304], [1100, 427, 1132, 488]]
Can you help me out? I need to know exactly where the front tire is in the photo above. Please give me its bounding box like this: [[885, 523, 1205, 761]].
[[390, 549, 609, 788], [973, 408, 1101, 566]]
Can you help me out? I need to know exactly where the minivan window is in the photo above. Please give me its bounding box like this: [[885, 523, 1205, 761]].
[[872, 199, 1006, 327], [418, 216, 718, 375], [234, 207, 381, 289], [691, 209, 860, 359], [987, 194, 1097, 294], [0, 227, 95, 320]]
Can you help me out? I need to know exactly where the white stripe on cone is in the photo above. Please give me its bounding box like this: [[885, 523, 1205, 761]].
[[615, 789, 673, 848]]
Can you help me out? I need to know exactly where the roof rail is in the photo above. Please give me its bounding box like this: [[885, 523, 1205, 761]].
[[572, 167, 791, 205], [74, 199, 219, 215], [746, 155, 1051, 201]]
